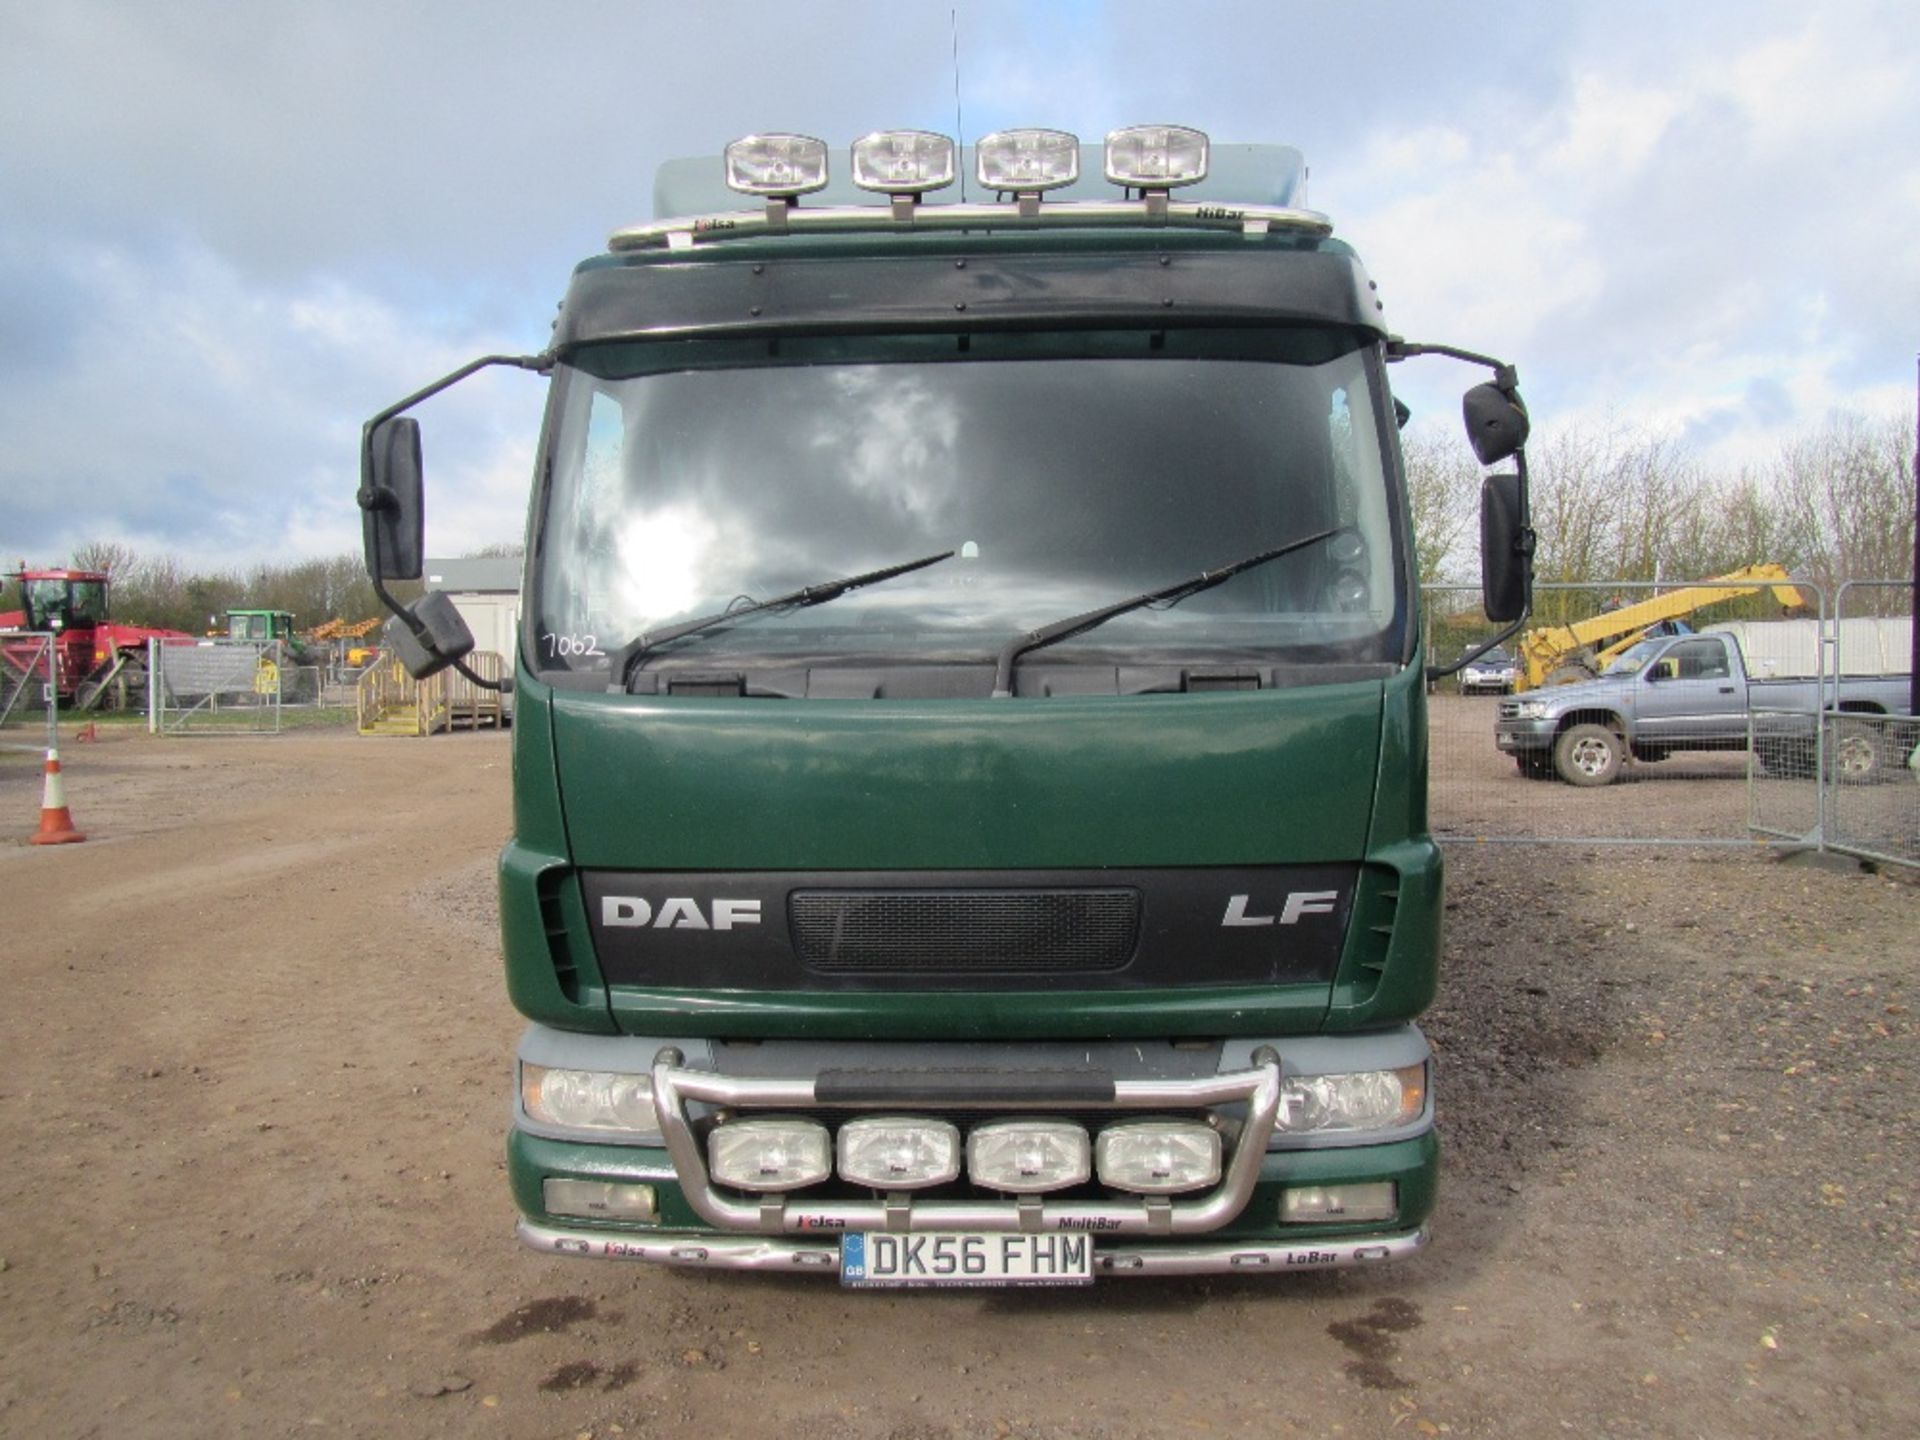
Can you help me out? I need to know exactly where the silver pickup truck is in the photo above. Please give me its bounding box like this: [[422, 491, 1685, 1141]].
[[1493, 630, 1914, 786]]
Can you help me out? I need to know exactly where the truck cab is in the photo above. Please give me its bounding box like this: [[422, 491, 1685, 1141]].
[[227, 609, 298, 644], [358, 126, 1534, 1285]]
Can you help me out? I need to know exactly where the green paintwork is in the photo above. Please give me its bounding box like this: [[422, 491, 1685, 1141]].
[[508, 1129, 1436, 1241], [501, 686, 614, 1031], [551, 681, 1384, 870], [500, 663, 1445, 1039]]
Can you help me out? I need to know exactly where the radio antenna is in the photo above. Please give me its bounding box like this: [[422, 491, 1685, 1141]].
[[951, 8, 967, 201]]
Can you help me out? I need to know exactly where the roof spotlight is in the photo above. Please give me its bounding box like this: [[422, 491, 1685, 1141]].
[[975, 129, 1080, 193], [724, 134, 830, 198], [851, 131, 957, 195], [1105, 125, 1209, 189]]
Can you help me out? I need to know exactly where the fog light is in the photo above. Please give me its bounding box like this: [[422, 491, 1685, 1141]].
[[975, 129, 1080, 191], [967, 1120, 1091, 1193], [837, 1117, 961, 1189], [1095, 1120, 1222, 1194], [709, 1119, 832, 1192], [1280, 1183, 1397, 1224], [542, 1179, 657, 1222]]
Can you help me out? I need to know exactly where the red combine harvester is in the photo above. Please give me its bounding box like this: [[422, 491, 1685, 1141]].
[[1, 567, 192, 710]]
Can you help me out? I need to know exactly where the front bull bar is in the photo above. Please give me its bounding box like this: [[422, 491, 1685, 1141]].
[[647, 1045, 1284, 1238]]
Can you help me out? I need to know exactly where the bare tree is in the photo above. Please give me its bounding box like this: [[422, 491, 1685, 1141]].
[[1400, 432, 1479, 583], [1771, 413, 1915, 612], [69, 540, 140, 580]]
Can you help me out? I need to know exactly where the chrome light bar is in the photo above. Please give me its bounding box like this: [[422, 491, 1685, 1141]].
[[646, 1046, 1284, 1238], [609, 198, 1331, 251]]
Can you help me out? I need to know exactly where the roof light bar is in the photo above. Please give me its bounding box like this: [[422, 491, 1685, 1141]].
[[975, 128, 1080, 192], [1105, 125, 1209, 189], [851, 130, 957, 194], [724, 134, 830, 198], [613, 200, 1332, 252]]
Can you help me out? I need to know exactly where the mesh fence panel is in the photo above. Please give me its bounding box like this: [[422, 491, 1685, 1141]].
[[154, 640, 282, 735]]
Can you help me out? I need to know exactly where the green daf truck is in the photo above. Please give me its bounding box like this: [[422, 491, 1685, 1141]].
[[359, 126, 1534, 1287]]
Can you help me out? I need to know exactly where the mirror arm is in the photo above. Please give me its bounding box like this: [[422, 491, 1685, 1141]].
[[357, 351, 549, 693], [1426, 615, 1530, 683], [451, 654, 513, 694], [364, 351, 552, 437], [1385, 338, 1519, 393]]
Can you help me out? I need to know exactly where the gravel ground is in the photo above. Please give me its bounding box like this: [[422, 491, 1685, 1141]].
[[0, 723, 1914, 1438]]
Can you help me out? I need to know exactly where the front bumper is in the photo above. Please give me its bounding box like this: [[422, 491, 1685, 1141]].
[[517, 1217, 1430, 1275], [1494, 718, 1555, 753], [510, 1037, 1438, 1277]]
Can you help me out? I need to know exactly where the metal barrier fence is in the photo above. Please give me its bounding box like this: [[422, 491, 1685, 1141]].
[[149, 638, 283, 735], [1821, 581, 1918, 866], [0, 632, 58, 749], [1426, 579, 1918, 868]]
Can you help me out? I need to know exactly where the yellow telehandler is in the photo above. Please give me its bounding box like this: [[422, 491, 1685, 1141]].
[[1515, 563, 1809, 691]]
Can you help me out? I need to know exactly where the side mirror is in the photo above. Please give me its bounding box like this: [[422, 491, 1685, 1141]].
[[388, 590, 475, 680], [361, 417, 425, 581], [1479, 472, 1530, 622], [1463, 382, 1530, 466]]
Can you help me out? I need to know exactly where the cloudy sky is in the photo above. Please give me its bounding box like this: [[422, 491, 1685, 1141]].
[[3, 0, 1915, 572]]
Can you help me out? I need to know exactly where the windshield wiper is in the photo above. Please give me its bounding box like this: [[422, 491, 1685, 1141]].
[[991, 529, 1341, 698], [610, 549, 955, 689]]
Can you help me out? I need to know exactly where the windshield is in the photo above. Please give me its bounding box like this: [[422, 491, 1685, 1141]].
[[532, 330, 1406, 684], [25, 578, 107, 629], [1603, 639, 1663, 676]]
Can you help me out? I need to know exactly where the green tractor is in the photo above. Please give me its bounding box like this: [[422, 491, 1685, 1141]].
[[225, 609, 320, 701]]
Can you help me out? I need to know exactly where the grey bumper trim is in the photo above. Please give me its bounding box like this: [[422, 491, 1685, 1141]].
[[518, 1219, 1428, 1276]]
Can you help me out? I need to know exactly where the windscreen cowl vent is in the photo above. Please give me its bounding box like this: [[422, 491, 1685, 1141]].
[[666, 673, 746, 698], [1183, 670, 1262, 692]]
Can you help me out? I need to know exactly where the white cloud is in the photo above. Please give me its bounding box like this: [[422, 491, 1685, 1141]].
[[2, 0, 1915, 579]]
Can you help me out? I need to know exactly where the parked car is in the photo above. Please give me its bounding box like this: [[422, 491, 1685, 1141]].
[[1494, 630, 1914, 786], [1459, 646, 1519, 695]]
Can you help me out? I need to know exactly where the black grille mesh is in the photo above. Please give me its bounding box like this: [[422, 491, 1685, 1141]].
[[790, 889, 1140, 973]]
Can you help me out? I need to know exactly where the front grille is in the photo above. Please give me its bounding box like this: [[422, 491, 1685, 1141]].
[[1497, 701, 1521, 720], [790, 889, 1140, 973]]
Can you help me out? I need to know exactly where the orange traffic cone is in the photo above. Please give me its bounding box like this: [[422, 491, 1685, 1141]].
[[76, 721, 98, 743], [28, 748, 86, 845]]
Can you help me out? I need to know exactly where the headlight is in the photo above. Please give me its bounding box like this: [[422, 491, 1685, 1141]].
[[1514, 700, 1551, 719], [1275, 1065, 1426, 1136], [520, 1064, 658, 1135]]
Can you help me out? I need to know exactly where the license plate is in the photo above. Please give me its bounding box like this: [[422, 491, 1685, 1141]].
[[840, 1231, 1096, 1288]]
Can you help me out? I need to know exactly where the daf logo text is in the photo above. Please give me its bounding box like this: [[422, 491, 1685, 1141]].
[[601, 896, 762, 931]]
